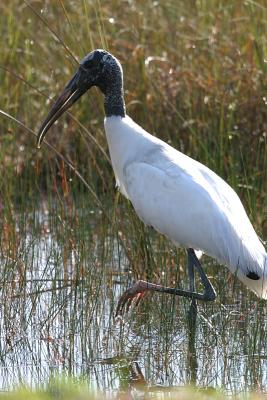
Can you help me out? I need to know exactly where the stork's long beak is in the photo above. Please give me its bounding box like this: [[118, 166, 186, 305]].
[[37, 69, 89, 148]]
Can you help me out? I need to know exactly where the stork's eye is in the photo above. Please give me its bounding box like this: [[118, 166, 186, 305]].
[[246, 271, 260, 280]]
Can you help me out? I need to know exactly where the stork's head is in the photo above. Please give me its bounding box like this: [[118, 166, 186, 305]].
[[37, 49, 125, 148]]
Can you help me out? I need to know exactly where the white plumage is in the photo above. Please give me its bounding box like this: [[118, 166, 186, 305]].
[[37, 49, 267, 302], [105, 115, 267, 299]]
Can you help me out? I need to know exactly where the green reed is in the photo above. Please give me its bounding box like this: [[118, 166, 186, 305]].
[[0, 0, 266, 395]]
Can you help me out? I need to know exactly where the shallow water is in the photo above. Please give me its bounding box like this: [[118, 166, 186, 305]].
[[0, 200, 266, 396]]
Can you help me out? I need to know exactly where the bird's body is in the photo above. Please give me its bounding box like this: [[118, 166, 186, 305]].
[[105, 115, 267, 299], [37, 49, 267, 305]]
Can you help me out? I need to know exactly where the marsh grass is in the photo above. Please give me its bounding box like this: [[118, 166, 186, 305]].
[[1, 377, 267, 400], [0, 0, 267, 396]]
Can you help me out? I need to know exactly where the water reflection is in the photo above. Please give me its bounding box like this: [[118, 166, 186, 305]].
[[0, 206, 266, 395]]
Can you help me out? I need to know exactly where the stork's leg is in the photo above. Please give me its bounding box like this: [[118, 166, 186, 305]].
[[116, 248, 216, 317], [187, 249, 197, 325], [186, 251, 198, 384]]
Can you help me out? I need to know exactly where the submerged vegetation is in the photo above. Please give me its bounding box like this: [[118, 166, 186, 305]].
[[0, 0, 266, 396]]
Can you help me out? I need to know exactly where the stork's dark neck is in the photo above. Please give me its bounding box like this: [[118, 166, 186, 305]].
[[96, 56, 126, 118], [104, 84, 126, 118]]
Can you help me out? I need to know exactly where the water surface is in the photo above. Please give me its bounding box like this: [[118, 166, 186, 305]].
[[0, 199, 266, 396]]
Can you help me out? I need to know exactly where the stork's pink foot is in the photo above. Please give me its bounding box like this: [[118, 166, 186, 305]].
[[116, 280, 150, 317]]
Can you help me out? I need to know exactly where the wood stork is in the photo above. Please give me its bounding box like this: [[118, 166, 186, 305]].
[[37, 49, 267, 316]]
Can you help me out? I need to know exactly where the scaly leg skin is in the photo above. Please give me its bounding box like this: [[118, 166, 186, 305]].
[[187, 250, 198, 385], [187, 249, 197, 326], [115, 248, 216, 317]]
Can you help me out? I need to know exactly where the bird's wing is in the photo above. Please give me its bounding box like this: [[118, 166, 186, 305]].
[[123, 159, 265, 268], [124, 161, 228, 255], [197, 162, 262, 245]]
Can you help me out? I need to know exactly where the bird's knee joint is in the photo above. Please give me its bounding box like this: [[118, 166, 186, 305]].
[[204, 290, 216, 302]]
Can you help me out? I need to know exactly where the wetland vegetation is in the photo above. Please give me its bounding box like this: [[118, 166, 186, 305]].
[[0, 0, 266, 398]]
